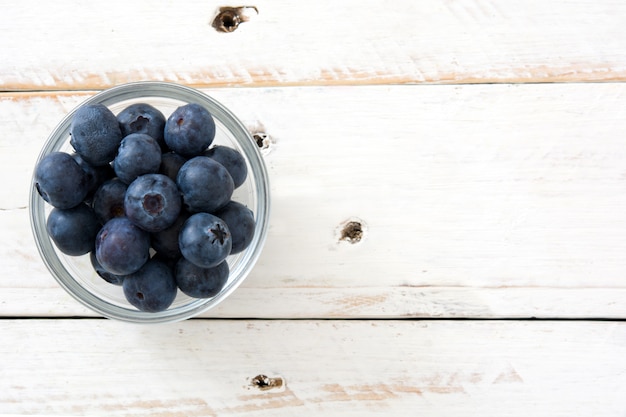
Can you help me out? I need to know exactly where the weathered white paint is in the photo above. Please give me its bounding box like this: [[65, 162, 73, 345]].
[[2, 1, 624, 415], [1, 319, 625, 416], [2, 0, 626, 89], [2, 84, 626, 318], [5, 284, 626, 319]]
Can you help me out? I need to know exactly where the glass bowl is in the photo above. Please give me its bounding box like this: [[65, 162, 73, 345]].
[[29, 82, 270, 323]]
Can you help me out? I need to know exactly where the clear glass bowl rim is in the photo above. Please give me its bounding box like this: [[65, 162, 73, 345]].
[[29, 81, 270, 323]]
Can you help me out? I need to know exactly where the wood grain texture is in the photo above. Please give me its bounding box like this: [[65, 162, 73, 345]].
[[3, 83, 626, 318], [2, 0, 626, 90], [1, 319, 625, 416]]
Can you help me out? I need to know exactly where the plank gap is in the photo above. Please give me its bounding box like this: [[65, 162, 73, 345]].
[[1, 317, 625, 322]]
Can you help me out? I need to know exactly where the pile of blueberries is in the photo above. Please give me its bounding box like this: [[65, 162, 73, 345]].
[[34, 102, 255, 313]]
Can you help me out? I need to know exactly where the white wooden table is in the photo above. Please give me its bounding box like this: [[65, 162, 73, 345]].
[[2, 1, 626, 415]]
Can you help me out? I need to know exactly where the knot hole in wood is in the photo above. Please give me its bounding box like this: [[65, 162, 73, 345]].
[[338, 218, 366, 244], [250, 374, 284, 391], [212, 6, 258, 32], [253, 132, 272, 151]]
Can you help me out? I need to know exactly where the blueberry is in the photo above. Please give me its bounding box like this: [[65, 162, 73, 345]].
[[177, 156, 234, 213], [95, 217, 150, 275], [91, 178, 128, 225], [113, 133, 162, 184], [215, 201, 255, 254], [204, 145, 247, 188], [159, 152, 187, 182], [151, 210, 190, 260], [34, 151, 89, 209], [124, 174, 182, 232], [164, 103, 215, 157], [89, 251, 124, 285], [151, 252, 180, 272], [71, 153, 115, 203], [70, 104, 123, 166], [175, 258, 229, 298], [179, 212, 232, 268], [46, 203, 100, 256], [122, 258, 178, 312], [117, 103, 167, 151]]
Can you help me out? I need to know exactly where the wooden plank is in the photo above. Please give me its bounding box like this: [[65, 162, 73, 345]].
[[3, 83, 626, 318], [2, 0, 626, 90], [1, 319, 625, 416], [4, 285, 626, 319]]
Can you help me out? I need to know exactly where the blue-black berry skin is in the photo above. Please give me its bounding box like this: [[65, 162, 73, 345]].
[[124, 174, 182, 232], [117, 103, 167, 151], [113, 133, 162, 184], [179, 212, 232, 268], [71, 153, 115, 202], [122, 258, 178, 312], [151, 211, 190, 260], [204, 145, 248, 188], [177, 156, 234, 213], [164, 103, 215, 157], [46, 203, 101, 256], [215, 201, 255, 254], [175, 258, 229, 298], [95, 217, 150, 275], [70, 104, 123, 166], [92, 178, 128, 225], [159, 152, 187, 182], [152, 252, 180, 273], [35, 151, 89, 209], [89, 251, 124, 285]]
